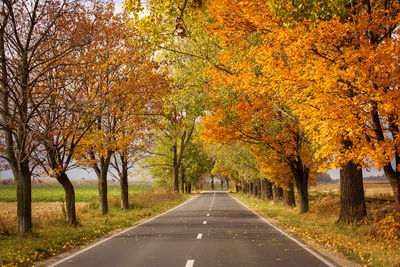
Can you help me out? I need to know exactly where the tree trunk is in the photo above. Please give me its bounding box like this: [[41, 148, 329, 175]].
[[57, 172, 76, 225], [16, 163, 32, 233], [273, 185, 281, 204], [371, 107, 400, 206], [211, 175, 214, 190], [295, 176, 309, 213], [383, 164, 400, 206], [98, 169, 108, 215], [252, 181, 258, 198], [120, 165, 129, 210], [188, 183, 192, 193], [221, 178, 224, 190], [93, 154, 111, 215], [181, 165, 185, 193], [260, 178, 266, 200], [1, 20, 32, 234], [265, 179, 273, 200], [173, 144, 179, 193], [282, 181, 296, 207], [289, 157, 310, 213], [338, 161, 366, 223], [257, 180, 261, 199], [226, 178, 229, 190]]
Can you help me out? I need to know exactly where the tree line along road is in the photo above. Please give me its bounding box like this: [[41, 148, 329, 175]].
[[48, 191, 337, 267]]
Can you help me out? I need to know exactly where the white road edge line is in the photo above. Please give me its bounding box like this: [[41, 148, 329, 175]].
[[230, 194, 337, 267], [48, 193, 203, 267], [185, 259, 195, 267], [203, 221, 207, 224], [197, 233, 203, 239]]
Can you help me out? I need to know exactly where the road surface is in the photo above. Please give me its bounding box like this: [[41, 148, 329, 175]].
[[50, 191, 337, 267]]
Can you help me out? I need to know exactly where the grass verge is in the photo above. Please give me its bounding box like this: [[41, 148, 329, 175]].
[[0, 189, 192, 266], [0, 184, 153, 202], [232, 192, 400, 267]]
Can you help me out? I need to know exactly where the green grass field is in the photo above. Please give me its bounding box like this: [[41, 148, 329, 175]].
[[0, 184, 153, 202]]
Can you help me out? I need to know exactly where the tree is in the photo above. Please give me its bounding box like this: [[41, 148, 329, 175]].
[[181, 132, 214, 192], [32, 0, 117, 226], [74, 8, 170, 214], [0, 0, 89, 233], [201, 78, 317, 213], [204, 0, 370, 221], [143, 109, 196, 193]]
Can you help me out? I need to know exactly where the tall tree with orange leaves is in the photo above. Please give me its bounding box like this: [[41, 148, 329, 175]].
[[74, 8, 170, 215], [204, 0, 368, 222]]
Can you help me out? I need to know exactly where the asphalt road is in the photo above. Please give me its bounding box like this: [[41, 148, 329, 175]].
[[50, 191, 337, 267]]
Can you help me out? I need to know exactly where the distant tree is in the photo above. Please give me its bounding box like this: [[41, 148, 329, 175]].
[[316, 173, 333, 184]]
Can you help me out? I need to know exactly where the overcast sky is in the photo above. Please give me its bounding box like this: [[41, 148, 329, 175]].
[[114, 0, 124, 13]]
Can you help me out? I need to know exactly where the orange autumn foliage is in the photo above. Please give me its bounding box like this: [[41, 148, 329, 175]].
[[204, 0, 400, 205]]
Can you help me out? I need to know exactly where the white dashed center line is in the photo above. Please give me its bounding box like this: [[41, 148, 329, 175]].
[[185, 259, 195, 267], [209, 208, 212, 211], [197, 233, 203, 239], [207, 214, 210, 216], [203, 221, 207, 224]]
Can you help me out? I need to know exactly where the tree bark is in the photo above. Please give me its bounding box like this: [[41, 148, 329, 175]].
[[265, 179, 273, 200], [16, 163, 32, 233], [98, 169, 108, 215], [173, 144, 179, 193], [221, 177, 224, 190], [211, 175, 214, 190], [385, 168, 400, 206], [120, 160, 129, 210], [282, 181, 296, 207], [338, 161, 366, 223], [253, 181, 259, 198], [260, 178, 266, 200], [288, 156, 310, 213], [93, 152, 112, 215], [226, 178, 229, 190], [181, 165, 185, 193], [57, 172, 76, 225], [371, 106, 400, 205], [273, 184, 281, 204], [257, 180, 262, 199]]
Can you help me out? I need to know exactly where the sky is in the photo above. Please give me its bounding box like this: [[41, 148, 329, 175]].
[[114, 0, 124, 13]]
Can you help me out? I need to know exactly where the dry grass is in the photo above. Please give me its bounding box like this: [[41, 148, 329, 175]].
[[0, 202, 88, 235], [310, 181, 394, 196]]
